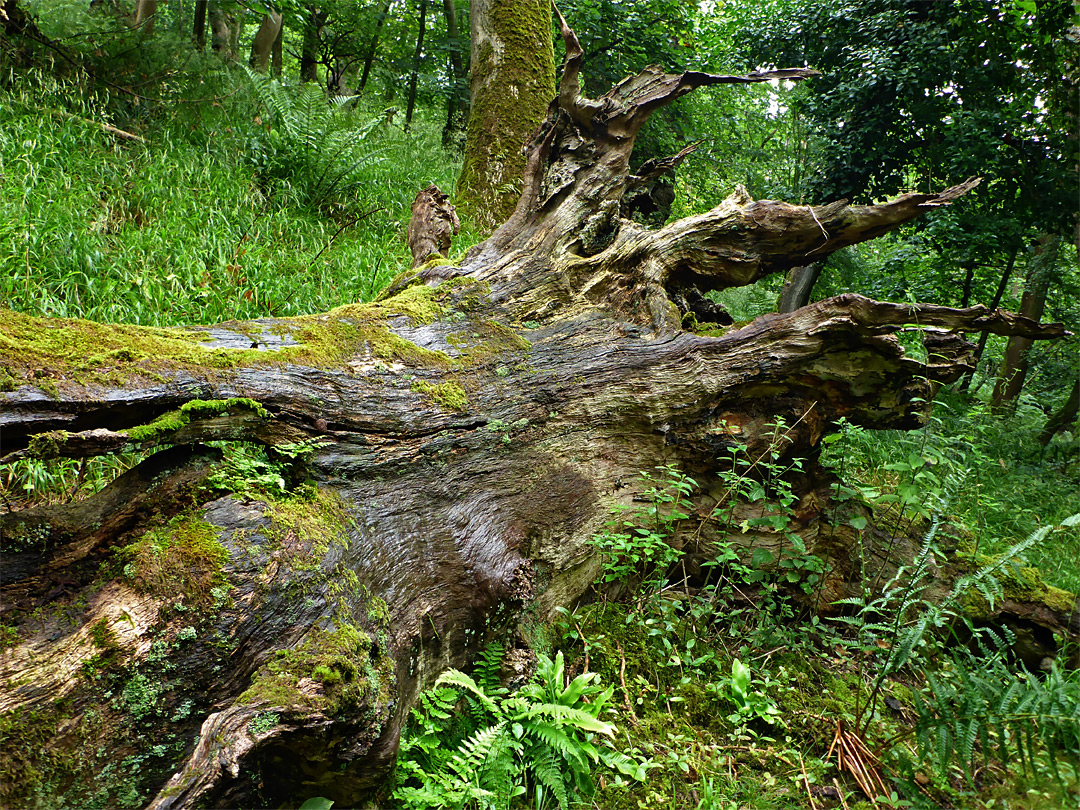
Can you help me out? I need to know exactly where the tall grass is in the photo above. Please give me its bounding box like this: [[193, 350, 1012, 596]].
[[0, 70, 477, 327], [823, 389, 1080, 593]]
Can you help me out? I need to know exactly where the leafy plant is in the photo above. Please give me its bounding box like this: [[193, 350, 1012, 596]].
[[394, 648, 643, 810], [912, 629, 1080, 787], [590, 465, 695, 588], [244, 67, 383, 212], [828, 512, 1080, 798], [711, 658, 782, 728]]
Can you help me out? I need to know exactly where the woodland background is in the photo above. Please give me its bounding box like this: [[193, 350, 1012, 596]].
[[1, 1, 1078, 808]]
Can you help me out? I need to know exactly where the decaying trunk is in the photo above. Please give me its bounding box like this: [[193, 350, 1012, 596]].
[[406, 184, 460, 267], [0, 18, 1073, 810]]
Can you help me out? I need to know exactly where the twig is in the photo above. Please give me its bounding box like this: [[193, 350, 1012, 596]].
[[799, 752, 818, 810], [807, 205, 830, 241], [615, 640, 639, 725], [49, 108, 145, 142], [833, 777, 851, 810]]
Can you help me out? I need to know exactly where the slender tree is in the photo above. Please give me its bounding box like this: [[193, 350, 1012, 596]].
[[192, 0, 207, 48], [441, 0, 465, 146], [249, 12, 283, 73], [358, 0, 390, 92], [404, 0, 428, 130], [992, 236, 1060, 411]]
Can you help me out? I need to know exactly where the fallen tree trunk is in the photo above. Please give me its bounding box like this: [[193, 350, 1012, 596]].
[[0, 19, 1073, 810]]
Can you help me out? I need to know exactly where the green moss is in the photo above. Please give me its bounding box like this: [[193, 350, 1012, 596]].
[[456, 0, 555, 227], [263, 487, 354, 568], [0, 703, 73, 808], [0, 624, 20, 651], [26, 430, 71, 459], [238, 623, 379, 715], [954, 546, 1077, 618], [123, 398, 270, 443], [0, 294, 457, 393], [120, 513, 230, 607], [446, 318, 531, 367], [412, 380, 469, 411]]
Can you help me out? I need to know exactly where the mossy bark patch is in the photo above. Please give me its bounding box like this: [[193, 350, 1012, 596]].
[[457, 0, 556, 229], [0, 289, 458, 395], [120, 513, 230, 607], [412, 379, 470, 411], [238, 623, 391, 718]]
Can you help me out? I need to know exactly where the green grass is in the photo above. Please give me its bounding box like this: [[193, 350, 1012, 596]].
[[822, 389, 1080, 593], [0, 70, 479, 328]]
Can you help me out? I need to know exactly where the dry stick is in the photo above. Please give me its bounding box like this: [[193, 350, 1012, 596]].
[[50, 108, 146, 142], [833, 777, 851, 810], [799, 752, 819, 810], [572, 618, 589, 671], [615, 640, 639, 725]]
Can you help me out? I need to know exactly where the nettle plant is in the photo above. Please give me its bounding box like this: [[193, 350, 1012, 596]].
[[711, 418, 826, 596], [591, 417, 825, 603]]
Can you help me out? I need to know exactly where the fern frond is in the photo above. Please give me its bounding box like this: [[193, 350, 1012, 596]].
[[436, 669, 502, 717], [515, 701, 616, 736]]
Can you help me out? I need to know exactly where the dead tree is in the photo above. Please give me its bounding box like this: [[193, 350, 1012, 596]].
[[0, 19, 1072, 810]]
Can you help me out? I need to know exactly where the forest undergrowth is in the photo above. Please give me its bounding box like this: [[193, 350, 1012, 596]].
[[1, 60, 1077, 810]]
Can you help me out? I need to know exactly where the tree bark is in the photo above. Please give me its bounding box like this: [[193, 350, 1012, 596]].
[[404, 0, 428, 132], [192, 0, 207, 49], [357, 0, 390, 93], [992, 235, 1059, 411], [441, 0, 466, 148], [1039, 378, 1079, 446], [407, 184, 460, 267], [133, 0, 158, 35], [1, 21, 1073, 810], [457, 0, 556, 230], [777, 262, 824, 313], [248, 12, 283, 74], [960, 243, 1020, 393], [271, 19, 283, 78], [208, 4, 235, 59], [299, 5, 323, 84]]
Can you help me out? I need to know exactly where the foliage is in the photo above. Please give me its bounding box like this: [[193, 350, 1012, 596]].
[[243, 66, 383, 212], [394, 645, 642, 809], [913, 632, 1080, 787], [590, 464, 694, 589], [0, 69, 475, 330]]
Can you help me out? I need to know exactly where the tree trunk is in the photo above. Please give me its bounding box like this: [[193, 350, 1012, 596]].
[[192, 0, 207, 49], [248, 12, 283, 74], [960, 244, 1020, 393], [777, 262, 823, 313], [208, 4, 234, 59], [991, 235, 1059, 411], [358, 0, 390, 93], [441, 0, 466, 148], [133, 0, 158, 35], [1039, 378, 1079, 446], [1, 21, 1073, 810], [457, 0, 555, 230], [271, 19, 283, 78], [407, 184, 460, 267], [404, 0, 428, 132], [299, 6, 321, 84]]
